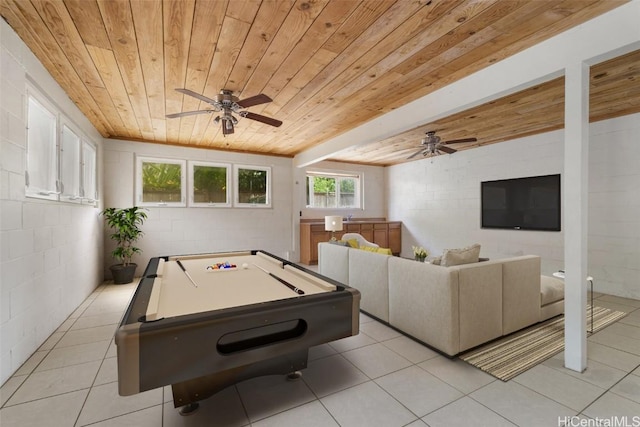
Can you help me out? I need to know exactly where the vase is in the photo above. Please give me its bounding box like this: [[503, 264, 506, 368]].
[[415, 255, 426, 262]]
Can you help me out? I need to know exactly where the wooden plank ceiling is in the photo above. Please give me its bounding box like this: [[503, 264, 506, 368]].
[[1, 0, 635, 166]]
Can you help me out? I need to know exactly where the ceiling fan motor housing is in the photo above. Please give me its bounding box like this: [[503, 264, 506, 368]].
[[215, 90, 240, 109]]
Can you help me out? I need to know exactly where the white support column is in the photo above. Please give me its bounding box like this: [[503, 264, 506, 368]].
[[563, 61, 589, 372]]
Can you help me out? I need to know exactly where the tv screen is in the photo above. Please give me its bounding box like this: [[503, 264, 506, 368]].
[[481, 174, 561, 231]]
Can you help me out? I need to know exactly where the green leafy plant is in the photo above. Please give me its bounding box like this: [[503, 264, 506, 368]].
[[412, 245, 428, 262], [101, 207, 147, 266]]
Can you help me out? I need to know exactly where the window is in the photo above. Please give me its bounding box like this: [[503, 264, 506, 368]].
[[235, 165, 271, 207], [26, 94, 58, 200], [82, 141, 97, 203], [306, 171, 361, 208], [188, 161, 231, 207], [136, 156, 186, 206], [60, 124, 81, 202], [25, 87, 99, 205]]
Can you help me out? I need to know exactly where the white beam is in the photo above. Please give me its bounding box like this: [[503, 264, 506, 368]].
[[563, 61, 589, 372], [293, 0, 640, 168]]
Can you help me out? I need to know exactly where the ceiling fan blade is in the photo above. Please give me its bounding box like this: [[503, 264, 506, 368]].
[[175, 88, 218, 105], [166, 110, 212, 119], [443, 137, 477, 144], [237, 94, 272, 108], [438, 145, 457, 154], [243, 111, 283, 127], [407, 148, 425, 159]]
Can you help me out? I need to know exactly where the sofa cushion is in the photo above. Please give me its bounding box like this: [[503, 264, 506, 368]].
[[388, 257, 460, 356], [457, 262, 503, 352], [501, 256, 541, 335], [318, 243, 350, 285], [540, 275, 564, 306], [441, 244, 481, 267], [430, 256, 441, 265], [350, 249, 390, 322]]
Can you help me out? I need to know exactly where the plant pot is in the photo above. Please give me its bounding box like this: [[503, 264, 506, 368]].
[[110, 263, 137, 284]]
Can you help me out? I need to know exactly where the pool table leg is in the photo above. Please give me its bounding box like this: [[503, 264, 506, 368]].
[[178, 402, 200, 416], [286, 371, 302, 380], [171, 349, 308, 411]]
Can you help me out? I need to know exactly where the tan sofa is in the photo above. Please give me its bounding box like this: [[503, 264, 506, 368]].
[[318, 243, 563, 356]]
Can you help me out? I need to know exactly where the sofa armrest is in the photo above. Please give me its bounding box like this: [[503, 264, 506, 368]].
[[388, 257, 459, 356], [342, 233, 379, 248], [318, 243, 350, 285]]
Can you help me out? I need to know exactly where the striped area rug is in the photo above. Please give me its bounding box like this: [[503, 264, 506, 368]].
[[459, 306, 627, 381]]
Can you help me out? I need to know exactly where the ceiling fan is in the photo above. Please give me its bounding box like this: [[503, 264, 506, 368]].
[[166, 88, 283, 136], [407, 131, 477, 159]]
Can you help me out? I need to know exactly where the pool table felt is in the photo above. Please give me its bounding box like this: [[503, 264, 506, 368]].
[[146, 253, 337, 320]]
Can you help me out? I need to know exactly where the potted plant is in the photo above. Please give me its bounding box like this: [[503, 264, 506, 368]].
[[101, 206, 147, 284], [412, 245, 429, 262]]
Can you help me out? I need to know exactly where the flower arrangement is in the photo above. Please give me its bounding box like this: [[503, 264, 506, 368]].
[[412, 246, 428, 262]]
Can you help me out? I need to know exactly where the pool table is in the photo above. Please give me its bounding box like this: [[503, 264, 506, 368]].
[[115, 250, 360, 411]]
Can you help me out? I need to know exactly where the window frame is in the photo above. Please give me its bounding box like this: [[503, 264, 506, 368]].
[[81, 139, 98, 205], [25, 86, 100, 205], [25, 89, 59, 201], [136, 155, 187, 207], [60, 122, 82, 203], [188, 160, 232, 207], [234, 164, 271, 208], [305, 170, 362, 209]]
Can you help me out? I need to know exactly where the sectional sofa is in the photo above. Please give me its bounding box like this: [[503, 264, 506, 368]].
[[318, 242, 564, 356]]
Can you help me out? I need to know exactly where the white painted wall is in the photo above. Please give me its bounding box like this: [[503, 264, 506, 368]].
[[0, 20, 104, 384], [102, 139, 296, 276], [295, 160, 386, 220], [387, 113, 640, 299]]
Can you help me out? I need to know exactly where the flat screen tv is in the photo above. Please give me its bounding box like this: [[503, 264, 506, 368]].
[[481, 174, 561, 231]]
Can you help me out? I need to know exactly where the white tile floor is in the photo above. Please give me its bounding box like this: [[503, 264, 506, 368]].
[[1, 282, 640, 427]]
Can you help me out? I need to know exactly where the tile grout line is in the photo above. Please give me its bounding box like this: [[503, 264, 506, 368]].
[[576, 360, 640, 419], [72, 318, 113, 427]]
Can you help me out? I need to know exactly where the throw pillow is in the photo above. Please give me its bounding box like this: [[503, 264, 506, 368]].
[[441, 243, 481, 267], [360, 246, 392, 255], [430, 256, 441, 265], [329, 240, 349, 247], [346, 238, 359, 248]]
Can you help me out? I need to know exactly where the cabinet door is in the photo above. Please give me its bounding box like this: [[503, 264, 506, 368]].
[[373, 223, 388, 248], [388, 222, 401, 254], [345, 223, 361, 233], [300, 224, 312, 264], [359, 223, 374, 242], [310, 228, 330, 264]]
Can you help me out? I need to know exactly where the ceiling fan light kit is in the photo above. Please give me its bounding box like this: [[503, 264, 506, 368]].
[[167, 89, 283, 136]]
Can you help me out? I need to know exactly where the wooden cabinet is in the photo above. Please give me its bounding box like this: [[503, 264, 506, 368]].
[[300, 224, 330, 266], [373, 223, 388, 248], [388, 222, 401, 254], [300, 220, 402, 264]]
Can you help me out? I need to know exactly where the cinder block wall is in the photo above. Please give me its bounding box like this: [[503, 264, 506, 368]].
[[1, 20, 104, 385], [387, 113, 640, 300]]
